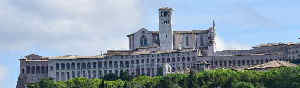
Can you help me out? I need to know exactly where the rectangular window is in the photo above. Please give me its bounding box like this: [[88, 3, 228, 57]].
[[26, 66, 30, 74], [67, 72, 70, 80], [41, 66, 45, 73], [93, 70, 97, 78], [77, 71, 81, 77], [104, 62, 107, 68], [109, 61, 113, 68], [185, 36, 189, 46], [93, 62, 97, 69], [98, 62, 102, 68], [98, 70, 102, 78], [71, 71, 75, 78], [87, 63, 91, 69], [61, 72, 65, 81], [125, 61, 129, 68], [36, 66, 40, 74], [88, 70, 91, 78], [56, 72, 60, 81], [114, 61, 118, 68], [120, 61, 124, 68], [32, 66, 35, 74], [83, 71, 86, 77], [50, 66, 53, 71]]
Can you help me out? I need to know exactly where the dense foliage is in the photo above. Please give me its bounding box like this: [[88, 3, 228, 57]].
[[27, 66, 300, 88]]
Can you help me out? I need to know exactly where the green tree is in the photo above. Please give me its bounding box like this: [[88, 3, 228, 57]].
[[120, 71, 133, 81], [232, 82, 255, 88], [103, 73, 118, 81], [38, 78, 57, 88]]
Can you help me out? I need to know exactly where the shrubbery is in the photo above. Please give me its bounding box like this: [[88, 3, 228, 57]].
[[27, 66, 300, 88]]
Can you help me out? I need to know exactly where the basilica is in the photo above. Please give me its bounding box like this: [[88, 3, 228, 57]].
[[16, 7, 300, 88]]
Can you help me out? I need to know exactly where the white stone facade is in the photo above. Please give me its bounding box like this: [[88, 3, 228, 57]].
[[16, 7, 298, 88], [288, 43, 300, 60], [127, 7, 216, 54]]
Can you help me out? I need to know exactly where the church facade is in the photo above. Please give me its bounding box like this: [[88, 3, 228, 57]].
[[16, 7, 298, 88], [127, 7, 216, 56]]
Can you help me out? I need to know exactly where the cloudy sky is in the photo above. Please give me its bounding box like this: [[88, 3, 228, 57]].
[[1, 0, 300, 87]]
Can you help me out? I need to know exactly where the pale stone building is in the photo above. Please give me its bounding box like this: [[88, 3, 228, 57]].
[[127, 7, 216, 56], [288, 43, 300, 60], [16, 7, 298, 88]]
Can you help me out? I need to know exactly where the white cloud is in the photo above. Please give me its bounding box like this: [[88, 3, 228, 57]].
[[215, 36, 251, 51], [0, 0, 143, 55]]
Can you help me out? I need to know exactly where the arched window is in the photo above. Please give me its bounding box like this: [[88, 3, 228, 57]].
[[140, 35, 148, 47], [71, 63, 75, 70], [82, 63, 86, 69], [56, 63, 59, 70], [77, 63, 81, 69], [22, 69, 25, 74], [61, 63, 65, 70], [87, 62, 91, 69], [66, 63, 70, 70]]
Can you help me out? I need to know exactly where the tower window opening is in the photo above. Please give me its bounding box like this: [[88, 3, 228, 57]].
[[186, 36, 189, 46], [163, 11, 169, 17], [163, 20, 169, 24]]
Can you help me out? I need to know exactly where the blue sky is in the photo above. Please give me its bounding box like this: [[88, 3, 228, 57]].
[[0, 0, 299, 87]]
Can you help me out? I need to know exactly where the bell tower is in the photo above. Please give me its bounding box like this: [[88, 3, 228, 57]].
[[159, 7, 173, 51]]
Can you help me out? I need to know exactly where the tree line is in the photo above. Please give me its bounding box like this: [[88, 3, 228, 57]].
[[27, 66, 300, 88]]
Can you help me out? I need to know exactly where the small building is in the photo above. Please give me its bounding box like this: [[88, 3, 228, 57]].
[[191, 60, 210, 72], [246, 61, 297, 70]]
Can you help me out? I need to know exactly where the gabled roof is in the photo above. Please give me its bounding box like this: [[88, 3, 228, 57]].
[[127, 28, 150, 37]]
